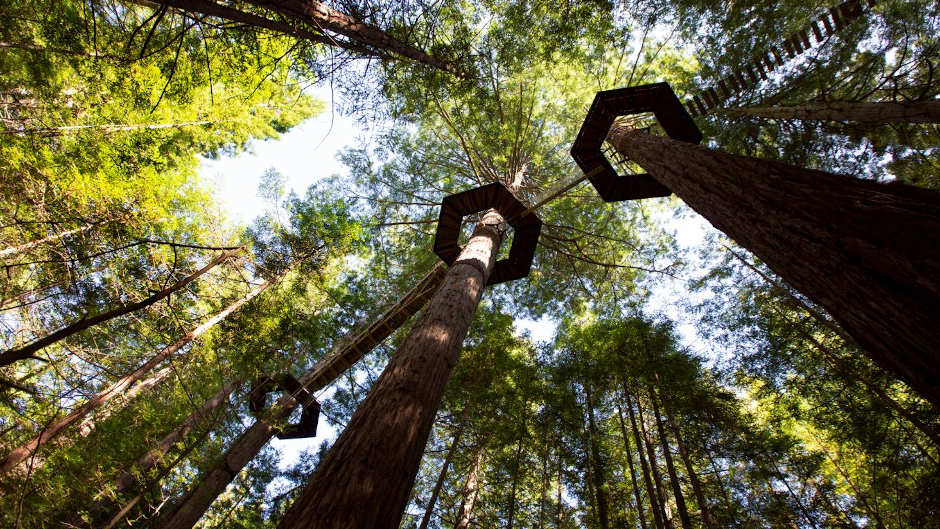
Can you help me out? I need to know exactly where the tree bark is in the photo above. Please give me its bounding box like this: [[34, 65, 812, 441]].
[[616, 399, 649, 529], [636, 395, 674, 529], [59, 380, 239, 527], [148, 0, 462, 75], [538, 445, 549, 529], [506, 429, 525, 529], [720, 99, 940, 123], [417, 418, 467, 529], [0, 120, 212, 137], [277, 209, 505, 529], [0, 247, 241, 366], [555, 455, 564, 529], [0, 274, 270, 476], [649, 385, 691, 529], [584, 384, 610, 529], [607, 127, 940, 406], [151, 264, 446, 529], [0, 222, 96, 258], [625, 389, 665, 529], [456, 449, 485, 529]]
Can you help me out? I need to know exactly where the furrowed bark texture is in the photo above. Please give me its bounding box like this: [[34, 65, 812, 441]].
[[0, 247, 241, 366], [277, 210, 504, 529], [721, 99, 940, 123], [151, 264, 446, 529], [0, 276, 270, 476], [608, 128, 940, 406]]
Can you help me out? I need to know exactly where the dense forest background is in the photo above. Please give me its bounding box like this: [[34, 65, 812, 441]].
[[0, 0, 937, 528]]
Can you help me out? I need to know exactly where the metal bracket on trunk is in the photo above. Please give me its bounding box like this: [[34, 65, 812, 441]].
[[249, 374, 320, 440]]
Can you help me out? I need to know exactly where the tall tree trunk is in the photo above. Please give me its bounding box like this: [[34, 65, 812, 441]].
[[719, 100, 940, 123], [506, 429, 526, 529], [769, 460, 821, 529], [667, 416, 713, 529], [556, 455, 564, 529], [0, 222, 96, 258], [636, 395, 674, 529], [616, 400, 649, 529], [607, 127, 940, 406], [59, 380, 240, 527], [150, 264, 446, 529], [0, 120, 212, 137], [820, 447, 886, 529], [150, 0, 462, 75], [625, 389, 665, 529], [584, 385, 610, 529], [0, 247, 242, 366], [455, 450, 485, 529], [277, 210, 505, 529], [538, 445, 549, 529], [418, 418, 467, 529], [648, 384, 691, 529], [0, 274, 269, 476]]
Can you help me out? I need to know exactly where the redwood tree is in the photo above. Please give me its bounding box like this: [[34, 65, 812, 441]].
[[277, 209, 506, 529], [607, 126, 940, 406]]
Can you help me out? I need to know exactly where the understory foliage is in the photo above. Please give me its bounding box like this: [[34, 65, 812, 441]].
[[0, 0, 937, 528]]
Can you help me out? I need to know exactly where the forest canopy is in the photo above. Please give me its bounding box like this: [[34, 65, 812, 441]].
[[0, 1, 937, 528]]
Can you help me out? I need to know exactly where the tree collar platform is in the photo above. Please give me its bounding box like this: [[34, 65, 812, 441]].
[[433, 182, 542, 285], [571, 82, 702, 202]]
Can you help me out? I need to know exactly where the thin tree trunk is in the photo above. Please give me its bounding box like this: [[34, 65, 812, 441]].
[[0, 274, 269, 476], [720, 99, 940, 123], [59, 381, 239, 527], [538, 445, 549, 529], [766, 297, 940, 449], [506, 430, 525, 529], [114, 380, 240, 494], [275, 209, 504, 529], [584, 385, 610, 529], [625, 388, 665, 529], [148, 0, 461, 75], [0, 222, 96, 258], [769, 461, 821, 529], [649, 384, 691, 529], [810, 476, 860, 529], [0, 120, 212, 137], [616, 400, 649, 529], [607, 127, 940, 406], [668, 420, 713, 529], [821, 447, 886, 529], [418, 418, 467, 529], [455, 450, 485, 529], [150, 264, 446, 529], [0, 247, 241, 366], [637, 395, 674, 529], [556, 455, 564, 528]]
